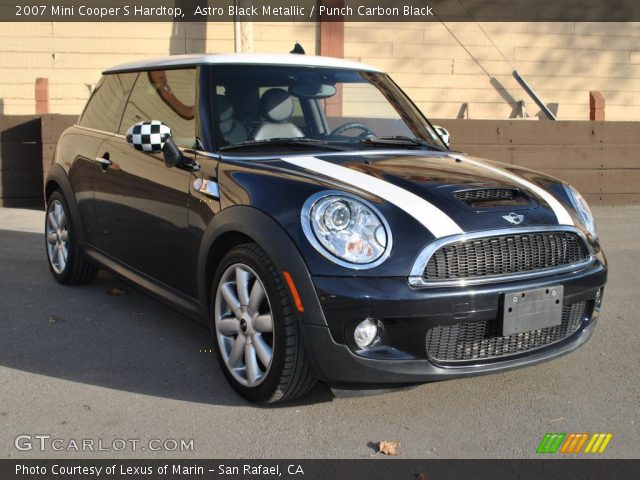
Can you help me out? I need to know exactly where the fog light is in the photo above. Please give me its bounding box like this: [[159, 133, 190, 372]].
[[354, 318, 378, 349]]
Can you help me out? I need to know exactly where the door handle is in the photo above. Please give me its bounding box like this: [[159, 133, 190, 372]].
[[95, 155, 112, 169]]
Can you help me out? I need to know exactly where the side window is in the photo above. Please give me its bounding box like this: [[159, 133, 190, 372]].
[[79, 74, 136, 133], [119, 68, 196, 148]]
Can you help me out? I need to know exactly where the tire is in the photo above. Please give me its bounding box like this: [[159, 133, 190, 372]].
[[45, 191, 98, 285], [211, 243, 317, 403]]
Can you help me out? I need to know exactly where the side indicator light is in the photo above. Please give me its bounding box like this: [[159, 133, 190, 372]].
[[283, 271, 304, 312]]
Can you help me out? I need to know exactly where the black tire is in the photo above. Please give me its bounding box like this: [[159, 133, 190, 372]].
[[45, 190, 98, 285], [210, 243, 317, 403]]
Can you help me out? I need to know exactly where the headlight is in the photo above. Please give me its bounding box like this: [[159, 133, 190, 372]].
[[564, 184, 597, 238], [301, 192, 392, 269]]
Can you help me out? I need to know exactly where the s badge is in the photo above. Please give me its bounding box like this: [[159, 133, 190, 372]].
[[502, 212, 525, 225]]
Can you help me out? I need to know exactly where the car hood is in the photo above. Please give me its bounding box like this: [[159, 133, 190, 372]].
[[268, 150, 579, 238]]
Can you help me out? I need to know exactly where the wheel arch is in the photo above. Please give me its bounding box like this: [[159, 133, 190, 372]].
[[197, 205, 327, 327], [44, 164, 86, 243]]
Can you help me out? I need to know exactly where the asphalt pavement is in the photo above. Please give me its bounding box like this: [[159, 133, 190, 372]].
[[0, 205, 638, 459]]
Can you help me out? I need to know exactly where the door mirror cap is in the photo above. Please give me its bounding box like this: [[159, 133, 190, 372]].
[[126, 120, 172, 154], [433, 125, 451, 147]]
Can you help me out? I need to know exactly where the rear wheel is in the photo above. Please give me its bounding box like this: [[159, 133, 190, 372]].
[[211, 243, 317, 403], [45, 191, 98, 285]]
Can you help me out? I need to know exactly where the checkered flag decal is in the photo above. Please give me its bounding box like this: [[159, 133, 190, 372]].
[[126, 120, 171, 153]]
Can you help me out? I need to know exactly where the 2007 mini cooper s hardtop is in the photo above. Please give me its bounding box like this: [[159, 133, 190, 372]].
[[45, 53, 607, 403]]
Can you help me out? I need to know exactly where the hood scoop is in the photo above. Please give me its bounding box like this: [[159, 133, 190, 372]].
[[453, 188, 530, 208]]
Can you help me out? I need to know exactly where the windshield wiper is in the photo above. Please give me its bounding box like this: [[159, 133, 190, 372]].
[[360, 136, 447, 151], [220, 137, 347, 152]]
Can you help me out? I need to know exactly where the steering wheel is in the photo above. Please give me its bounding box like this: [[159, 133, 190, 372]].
[[330, 122, 375, 137]]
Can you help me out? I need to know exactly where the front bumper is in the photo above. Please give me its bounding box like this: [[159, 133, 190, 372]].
[[301, 259, 607, 386]]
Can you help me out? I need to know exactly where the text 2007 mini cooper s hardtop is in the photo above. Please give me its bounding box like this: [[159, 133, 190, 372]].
[[45, 53, 606, 403]]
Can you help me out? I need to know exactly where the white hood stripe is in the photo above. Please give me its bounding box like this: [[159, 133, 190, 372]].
[[451, 155, 575, 226], [284, 156, 463, 238]]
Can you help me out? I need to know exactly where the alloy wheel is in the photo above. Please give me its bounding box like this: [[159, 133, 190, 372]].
[[46, 199, 69, 274], [214, 263, 274, 387]]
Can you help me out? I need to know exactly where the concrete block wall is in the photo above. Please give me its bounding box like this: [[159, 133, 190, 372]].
[[344, 22, 640, 121], [0, 21, 318, 116]]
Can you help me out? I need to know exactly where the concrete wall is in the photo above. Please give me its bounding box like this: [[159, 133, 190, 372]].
[[344, 22, 640, 120], [0, 21, 318, 115], [2, 21, 640, 121]]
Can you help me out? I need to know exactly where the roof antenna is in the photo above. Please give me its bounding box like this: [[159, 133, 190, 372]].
[[290, 42, 305, 55]]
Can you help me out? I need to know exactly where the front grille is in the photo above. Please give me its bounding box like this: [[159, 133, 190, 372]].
[[425, 301, 588, 364], [423, 232, 589, 281], [453, 188, 518, 203]]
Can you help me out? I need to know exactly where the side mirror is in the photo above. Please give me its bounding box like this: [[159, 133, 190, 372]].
[[126, 120, 183, 167], [162, 136, 183, 168], [433, 125, 451, 147]]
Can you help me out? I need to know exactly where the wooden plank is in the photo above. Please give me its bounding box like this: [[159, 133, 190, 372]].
[[40, 114, 77, 144], [601, 170, 640, 194], [434, 119, 511, 145], [585, 193, 640, 205], [603, 144, 640, 169], [512, 145, 604, 170], [0, 143, 42, 171], [0, 117, 41, 143], [602, 121, 640, 144], [453, 144, 513, 164], [0, 169, 43, 197], [542, 169, 603, 194], [0, 197, 43, 209]]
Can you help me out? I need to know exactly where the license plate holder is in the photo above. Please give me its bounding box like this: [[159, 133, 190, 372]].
[[501, 285, 564, 336]]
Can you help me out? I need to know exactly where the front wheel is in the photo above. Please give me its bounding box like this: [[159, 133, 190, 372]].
[[211, 243, 317, 403]]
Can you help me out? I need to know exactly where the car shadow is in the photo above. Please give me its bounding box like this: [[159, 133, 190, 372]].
[[0, 228, 333, 407]]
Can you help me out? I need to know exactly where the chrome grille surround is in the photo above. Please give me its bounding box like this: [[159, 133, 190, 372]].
[[409, 226, 596, 288]]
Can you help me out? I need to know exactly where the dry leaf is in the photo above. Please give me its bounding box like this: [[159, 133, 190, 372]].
[[82, 404, 91, 411], [377, 440, 400, 456], [105, 287, 128, 296], [415, 474, 427, 480]]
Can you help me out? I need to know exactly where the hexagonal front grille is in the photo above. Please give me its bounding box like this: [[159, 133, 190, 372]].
[[423, 232, 589, 281], [425, 301, 588, 364]]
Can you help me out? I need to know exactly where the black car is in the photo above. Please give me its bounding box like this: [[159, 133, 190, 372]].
[[45, 53, 607, 403]]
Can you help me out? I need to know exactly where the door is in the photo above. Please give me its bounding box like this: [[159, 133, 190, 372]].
[[73, 73, 136, 244], [93, 68, 198, 294]]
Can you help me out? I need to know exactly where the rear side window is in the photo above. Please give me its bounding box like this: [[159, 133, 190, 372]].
[[119, 68, 196, 148], [79, 74, 136, 133]]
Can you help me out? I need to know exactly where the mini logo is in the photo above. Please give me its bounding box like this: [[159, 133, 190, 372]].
[[502, 212, 524, 225], [536, 433, 613, 454]]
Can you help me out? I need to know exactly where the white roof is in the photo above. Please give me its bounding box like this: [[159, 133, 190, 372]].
[[104, 53, 382, 74]]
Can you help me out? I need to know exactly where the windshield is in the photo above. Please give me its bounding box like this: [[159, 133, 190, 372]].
[[209, 65, 446, 153]]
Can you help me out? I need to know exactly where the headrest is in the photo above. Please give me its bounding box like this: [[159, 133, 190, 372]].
[[259, 88, 294, 123], [215, 95, 233, 122]]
